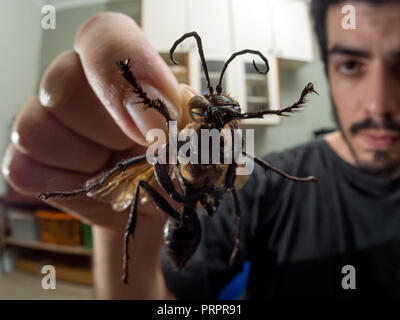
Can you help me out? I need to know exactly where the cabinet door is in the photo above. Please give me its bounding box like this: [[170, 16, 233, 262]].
[[272, 0, 313, 62], [240, 55, 280, 125], [189, 53, 229, 94], [187, 0, 232, 55], [231, 0, 274, 54], [142, 0, 186, 52]]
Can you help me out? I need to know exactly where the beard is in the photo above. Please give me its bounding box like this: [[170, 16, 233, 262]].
[[330, 98, 400, 179], [358, 149, 400, 178]]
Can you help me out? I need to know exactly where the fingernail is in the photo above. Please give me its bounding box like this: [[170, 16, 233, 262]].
[[124, 82, 179, 138], [1, 145, 13, 179], [181, 85, 196, 103], [179, 84, 196, 128], [10, 130, 20, 146], [39, 77, 64, 107]]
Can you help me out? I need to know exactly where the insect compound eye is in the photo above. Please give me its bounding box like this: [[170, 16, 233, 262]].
[[214, 95, 241, 114], [188, 95, 210, 120], [215, 95, 231, 105], [233, 104, 241, 113]]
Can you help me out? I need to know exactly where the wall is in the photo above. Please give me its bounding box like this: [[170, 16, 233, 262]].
[[0, 1, 43, 195], [39, 0, 141, 78]]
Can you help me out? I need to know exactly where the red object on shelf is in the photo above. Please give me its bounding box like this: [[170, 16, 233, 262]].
[[36, 210, 82, 246]]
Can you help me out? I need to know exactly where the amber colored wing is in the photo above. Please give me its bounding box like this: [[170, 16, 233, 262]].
[[85, 160, 156, 212]]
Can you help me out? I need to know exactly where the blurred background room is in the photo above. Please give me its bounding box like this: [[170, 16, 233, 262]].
[[0, 0, 335, 299]]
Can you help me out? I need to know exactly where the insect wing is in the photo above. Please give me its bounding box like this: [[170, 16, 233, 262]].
[[85, 161, 155, 212]]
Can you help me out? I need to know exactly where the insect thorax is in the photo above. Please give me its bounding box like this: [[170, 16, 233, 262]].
[[177, 121, 245, 190]]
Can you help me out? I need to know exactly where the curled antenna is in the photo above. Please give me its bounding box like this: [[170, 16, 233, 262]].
[[217, 50, 270, 94], [169, 32, 213, 95]]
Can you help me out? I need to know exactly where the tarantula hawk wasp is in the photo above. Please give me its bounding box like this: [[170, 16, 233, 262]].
[[39, 31, 317, 284]]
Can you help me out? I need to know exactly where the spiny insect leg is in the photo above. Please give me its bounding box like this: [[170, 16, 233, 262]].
[[240, 83, 318, 119], [229, 188, 242, 266], [123, 179, 181, 284], [224, 160, 238, 190], [116, 59, 173, 130], [244, 152, 317, 182], [154, 162, 184, 203], [225, 158, 242, 265], [223, 127, 241, 190], [38, 154, 147, 200], [146, 141, 185, 203], [117, 154, 148, 171]]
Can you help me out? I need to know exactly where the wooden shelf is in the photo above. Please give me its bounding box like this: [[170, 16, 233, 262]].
[[5, 238, 92, 256]]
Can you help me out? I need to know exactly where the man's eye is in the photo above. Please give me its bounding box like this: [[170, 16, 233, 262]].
[[338, 60, 363, 75]]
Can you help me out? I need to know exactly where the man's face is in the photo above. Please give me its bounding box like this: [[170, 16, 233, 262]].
[[327, 2, 400, 176]]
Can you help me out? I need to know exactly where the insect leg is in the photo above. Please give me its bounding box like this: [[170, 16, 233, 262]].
[[123, 179, 181, 283], [154, 162, 185, 203], [38, 154, 147, 200], [229, 188, 242, 266], [116, 59, 173, 129], [224, 160, 237, 190], [117, 155, 148, 171], [224, 156, 242, 265], [238, 83, 318, 119], [244, 151, 317, 182]]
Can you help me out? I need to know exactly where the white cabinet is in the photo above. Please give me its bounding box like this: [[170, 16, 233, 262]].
[[142, 0, 186, 52], [142, 0, 232, 54], [187, 0, 232, 55], [231, 0, 274, 54], [271, 0, 314, 62], [239, 56, 281, 125], [231, 0, 313, 62], [141, 0, 314, 126], [142, 0, 314, 61]]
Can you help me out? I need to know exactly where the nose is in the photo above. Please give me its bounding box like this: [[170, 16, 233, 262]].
[[365, 62, 397, 118]]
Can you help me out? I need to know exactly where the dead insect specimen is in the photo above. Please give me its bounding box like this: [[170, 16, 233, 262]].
[[39, 31, 318, 284]]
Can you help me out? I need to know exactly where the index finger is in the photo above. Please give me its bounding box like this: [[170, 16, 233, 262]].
[[74, 12, 183, 146]]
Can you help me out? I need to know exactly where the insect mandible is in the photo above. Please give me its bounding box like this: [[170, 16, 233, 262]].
[[39, 31, 318, 284]]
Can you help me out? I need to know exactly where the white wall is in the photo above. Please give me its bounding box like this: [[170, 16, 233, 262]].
[[0, 0, 43, 194]]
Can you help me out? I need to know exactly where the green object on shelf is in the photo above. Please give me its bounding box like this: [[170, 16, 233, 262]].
[[82, 224, 92, 250]]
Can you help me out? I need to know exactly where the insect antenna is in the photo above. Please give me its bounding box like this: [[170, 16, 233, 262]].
[[217, 50, 270, 94], [170, 31, 214, 95]]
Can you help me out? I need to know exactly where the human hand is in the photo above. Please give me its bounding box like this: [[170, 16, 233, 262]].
[[2, 12, 194, 232]]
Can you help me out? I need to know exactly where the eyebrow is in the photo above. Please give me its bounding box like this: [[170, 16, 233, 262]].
[[328, 45, 371, 58]]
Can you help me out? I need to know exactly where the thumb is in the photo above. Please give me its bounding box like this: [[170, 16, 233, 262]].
[[74, 12, 183, 146], [178, 84, 198, 130]]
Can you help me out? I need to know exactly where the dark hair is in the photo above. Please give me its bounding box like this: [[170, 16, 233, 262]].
[[310, 0, 398, 74]]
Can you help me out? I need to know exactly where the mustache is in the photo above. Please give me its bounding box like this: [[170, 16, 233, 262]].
[[350, 117, 400, 135]]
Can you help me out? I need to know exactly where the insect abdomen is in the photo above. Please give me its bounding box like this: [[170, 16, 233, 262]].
[[163, 212, 201, 269]]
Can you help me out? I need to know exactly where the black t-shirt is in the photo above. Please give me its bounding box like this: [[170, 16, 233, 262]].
[[161, 136, 400, 299]]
